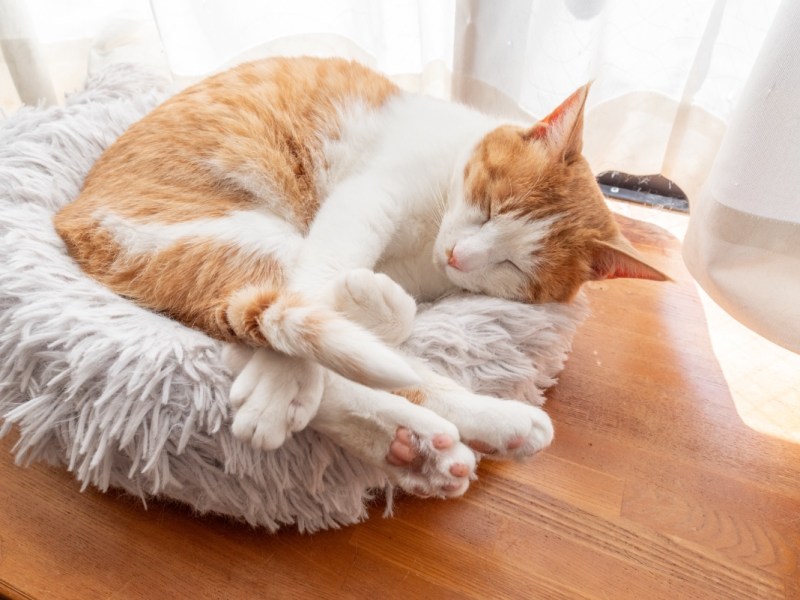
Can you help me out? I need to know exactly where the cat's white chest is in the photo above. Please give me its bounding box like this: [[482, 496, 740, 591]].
[[378, 217, 453, 301], [311, 91, 495, 302]]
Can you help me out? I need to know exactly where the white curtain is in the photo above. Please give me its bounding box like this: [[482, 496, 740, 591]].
[[683, 0, 800, 354], [1, 0, 797, 352]]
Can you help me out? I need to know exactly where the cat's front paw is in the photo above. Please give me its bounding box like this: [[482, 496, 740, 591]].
[[223, 345, 324, 450], [330, 268, 416, 346]]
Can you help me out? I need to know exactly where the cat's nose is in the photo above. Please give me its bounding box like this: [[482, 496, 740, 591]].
[[446, 248, 463, 271]]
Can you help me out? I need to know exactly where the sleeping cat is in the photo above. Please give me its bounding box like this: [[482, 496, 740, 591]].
[[55, 57, 667, 498]]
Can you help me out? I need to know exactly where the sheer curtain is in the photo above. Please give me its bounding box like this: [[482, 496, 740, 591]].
[[1, 0, 797, 352]]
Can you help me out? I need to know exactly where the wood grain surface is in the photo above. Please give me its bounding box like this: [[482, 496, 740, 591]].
[[1, 202, 798, 599]]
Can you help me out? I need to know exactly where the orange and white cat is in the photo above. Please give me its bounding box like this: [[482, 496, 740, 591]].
[[55, 57, 667, 498]]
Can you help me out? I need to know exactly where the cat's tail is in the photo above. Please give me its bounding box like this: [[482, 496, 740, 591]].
[[227, 287, 420, 389]]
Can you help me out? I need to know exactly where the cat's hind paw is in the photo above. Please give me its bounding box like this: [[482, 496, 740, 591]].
[[226, 347, 324, 450], [386, 426, 477, 498], [330, 268, 416, 346], [460, 400, 554, 460], [311, 377, 477, 499]]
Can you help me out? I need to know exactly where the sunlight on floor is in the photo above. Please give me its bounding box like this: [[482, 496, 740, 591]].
[[608, 199, 800, 444], [696, 286, 800, 444]]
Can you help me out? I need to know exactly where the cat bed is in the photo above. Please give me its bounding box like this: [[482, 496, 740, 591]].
[[0, 64, 587, 532]]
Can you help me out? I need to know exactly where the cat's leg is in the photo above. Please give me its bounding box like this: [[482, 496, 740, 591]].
[[221, 175, 420, 450], [311, 371, 477, 497], [314, 269, 553, 459], [222, 344, 324, 450], [290, 176, 400, 290], [405, 361, 555, 459], [220, 270, 418, 451], [225, 345, 475, 495], [269, 175, 427, 386]]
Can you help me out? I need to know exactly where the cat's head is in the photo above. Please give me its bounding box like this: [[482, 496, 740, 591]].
[[435, 83, 669, 303]]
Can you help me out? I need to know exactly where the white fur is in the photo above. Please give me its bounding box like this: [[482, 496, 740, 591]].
[[317, 100, 387, 198], [98, 208, 302, 266], [290, 93, 500, 295], [289, 93, 566, 304]]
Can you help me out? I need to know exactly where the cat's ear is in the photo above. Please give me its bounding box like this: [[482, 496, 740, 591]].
[[589, 236, 671, 282], [524, 82, 591, 161]]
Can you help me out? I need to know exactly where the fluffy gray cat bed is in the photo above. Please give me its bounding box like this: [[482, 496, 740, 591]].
[[0, 64, 586, 532]]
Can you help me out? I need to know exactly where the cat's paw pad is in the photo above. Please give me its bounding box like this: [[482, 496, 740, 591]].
[[228, 348, 323, 450], [461, 401, 554, 460], [331, 268, 416, 346], [385, 425, 476, 498]]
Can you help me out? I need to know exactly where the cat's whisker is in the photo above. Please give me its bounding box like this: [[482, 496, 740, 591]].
[[422, 180, 446, 225]]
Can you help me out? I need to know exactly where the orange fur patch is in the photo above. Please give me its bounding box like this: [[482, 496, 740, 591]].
[[391, 388, 426, 405], [462, 125, 629, 303], [455, 82, 667, 303], [74, 57, 399, 231]]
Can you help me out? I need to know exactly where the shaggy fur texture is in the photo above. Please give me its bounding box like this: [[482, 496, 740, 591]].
[[0, 64, 586, 532]]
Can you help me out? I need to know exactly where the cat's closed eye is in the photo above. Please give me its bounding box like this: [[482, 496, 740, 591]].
[[501, 259, 523, 273]]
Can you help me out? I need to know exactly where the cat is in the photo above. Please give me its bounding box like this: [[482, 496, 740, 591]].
[[55, 57, 667, 498]]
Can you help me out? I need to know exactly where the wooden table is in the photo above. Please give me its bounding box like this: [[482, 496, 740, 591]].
[[2, 204, 799, 599]]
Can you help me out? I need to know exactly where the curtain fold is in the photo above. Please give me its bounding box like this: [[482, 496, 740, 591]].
[[1, 0, 796, 352], [0, 0, 57, 107], [148, 0, 456, 96], [683, 0, 800, 353], [451, 0, 780, 200]]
